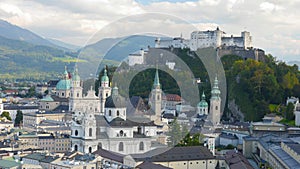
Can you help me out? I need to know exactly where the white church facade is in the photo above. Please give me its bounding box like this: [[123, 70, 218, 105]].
[[70, 67, 159, 155]]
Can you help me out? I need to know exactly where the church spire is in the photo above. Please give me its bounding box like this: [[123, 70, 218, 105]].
[[211, 76, 221, 99], [101, 66, 109, 87], [153, 67, 160, 89], [72, 64, 80, 81]]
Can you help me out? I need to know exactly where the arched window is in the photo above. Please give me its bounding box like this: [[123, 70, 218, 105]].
[[117, 110, 120, 116], [74, 145, 78, 151], [139, 142, 144, 151], [89, 128, 92, 137], [120, 130, 124, 137], [109, 110, 112, 116], [215, 106, 218, 110], [75, 130, 78, 136], [89, 147, 92, 153], [97, 143, 102, 150], [157, 95, 160, 100], [106, 93, 108, 97], [77, 93, 79, 97], [119, 142, 124, 151]]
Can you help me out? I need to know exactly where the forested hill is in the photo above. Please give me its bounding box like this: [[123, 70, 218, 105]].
[[96, 49, 300, 122]]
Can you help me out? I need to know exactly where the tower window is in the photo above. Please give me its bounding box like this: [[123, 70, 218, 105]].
[[98, 143, 102, 150], [119, 142, 124, 151], [75, 130, 78, 136], [89, 128, 92, 137], [77, 93, 79, 97], [74, 145, 78, 151], [109, 110, 112, 116], [215, 106, 218, 110], [157, 95, 160, 100], [89, 147, 92, 153], [120, 130, 124, 137], [117, 110, 120, 116], [62, 92, 64, 96], [106, 93, 108, 97], [139, 142, 144, 151]]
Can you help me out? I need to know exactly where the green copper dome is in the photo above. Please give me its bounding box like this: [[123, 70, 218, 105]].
[[72, 65, 80, 81], [198, 92, 208, 107], [101, 68, 109, 82], [56, 79, 71, 90]]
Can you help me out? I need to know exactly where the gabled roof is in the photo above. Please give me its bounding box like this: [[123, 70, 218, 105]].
[[93, 148, 125, 163], [137, 161, 171, 169]]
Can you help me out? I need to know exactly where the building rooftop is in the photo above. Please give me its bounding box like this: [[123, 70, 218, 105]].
[[93, 148, 125, 163], [269, 145, 300, 169], [285, 143, 300, 155], [136, 161, 171, 169], [0, 159, 20, 168]]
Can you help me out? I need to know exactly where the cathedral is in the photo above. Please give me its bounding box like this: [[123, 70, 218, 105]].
[[70, 67, 160, 155]]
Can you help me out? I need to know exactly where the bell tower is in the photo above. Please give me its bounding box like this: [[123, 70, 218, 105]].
[[98, 67, 111, 114], [149, 68, 162, 122], [69, 65, 83, 112], [209, 76, 221, 126]]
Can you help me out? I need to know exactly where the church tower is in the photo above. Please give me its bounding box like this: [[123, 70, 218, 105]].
[[81, 111, 97, 153], [69, 65, 83, 112], [149, 68, 162, 122], [197, 92, 208, 116], [209, 76, 221, 126], [98, 67, 111, 114]]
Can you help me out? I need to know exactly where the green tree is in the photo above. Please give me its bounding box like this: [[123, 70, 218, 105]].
[[167, 119, 182, 146], [1, 111, 12, 121], [14, 110, 23, 126], [286, 102, 295, 120]]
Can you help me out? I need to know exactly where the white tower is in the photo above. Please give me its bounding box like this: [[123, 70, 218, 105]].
[[209, 76, 221, 126], [98, 68, 111, 114], [149, 68, 162, 123], [69, 65, 83, 112], [82, 111, 97, 153]]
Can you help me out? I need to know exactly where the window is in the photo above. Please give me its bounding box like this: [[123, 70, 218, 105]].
[[215, 106, 218, 110], [109, 110, 112, 116], [120, 130, 124, 137], [117, 110, 120, 116], [157, 95, 160, 100], [89, 147, 92, 153], [139, 142, 144, 151], [106, 93, 108, 97], [62, 92, 64, 96], [89, 128, 92, 137], [75, 130, 78, 136], [77, 93, 79, 97], [119, 142, 124, 151], [74, 145, 78, 151], [98, 143, 102, 149]]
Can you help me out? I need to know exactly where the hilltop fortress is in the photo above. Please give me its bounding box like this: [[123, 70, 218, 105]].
[[154, 27, 265, 61]]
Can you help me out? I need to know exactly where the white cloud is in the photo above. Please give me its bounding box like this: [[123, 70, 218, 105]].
[[0, 0, 298, 61]]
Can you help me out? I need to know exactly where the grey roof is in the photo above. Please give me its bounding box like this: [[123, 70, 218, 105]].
[[4, 105, 39, 110], [23, 153, 46, 161], [225, 151, 254, 169], [109, 117, 156, 127], [137, 161, 171, 169], [40, 156, 59, 163], [132, 146, 214, 162], [105, 95, 126, 108], [0, 159, 20, 168], [52, 105, 69, 111], [269, 145, 300, 169], [285, 143, 300, 155], [93, 148, 125, 163], [220, 133, 238, 140]]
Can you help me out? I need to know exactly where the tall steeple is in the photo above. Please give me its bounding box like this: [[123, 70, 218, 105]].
[[211, 76, 221, 100], [64, 66, 69, 79], [149, 67, 162, 124], [98, 66, 111, 114], [197, 91, 208, 115], [153, 67, 160, 89], [209, 75, 221, 126]]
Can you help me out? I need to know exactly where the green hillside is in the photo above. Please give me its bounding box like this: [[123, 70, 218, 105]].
[[96, 49, 300, 122]]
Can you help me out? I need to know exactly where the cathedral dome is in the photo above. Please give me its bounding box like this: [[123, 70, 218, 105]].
[[101, 69, 109, 82], [198, 100, 208, 108], [105, 86, 126, 108], [56, 79, 71, 90]]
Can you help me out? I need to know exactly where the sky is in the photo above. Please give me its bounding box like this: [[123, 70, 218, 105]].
[[0, 0, 299, 61]]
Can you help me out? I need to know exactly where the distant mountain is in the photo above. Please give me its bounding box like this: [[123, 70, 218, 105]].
[[77, 35, 156, 78], [0, 19, 64, 49], [47, 38, 80, 50]]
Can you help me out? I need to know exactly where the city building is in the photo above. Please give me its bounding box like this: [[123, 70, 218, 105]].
[[70, 68, 159, 155]]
